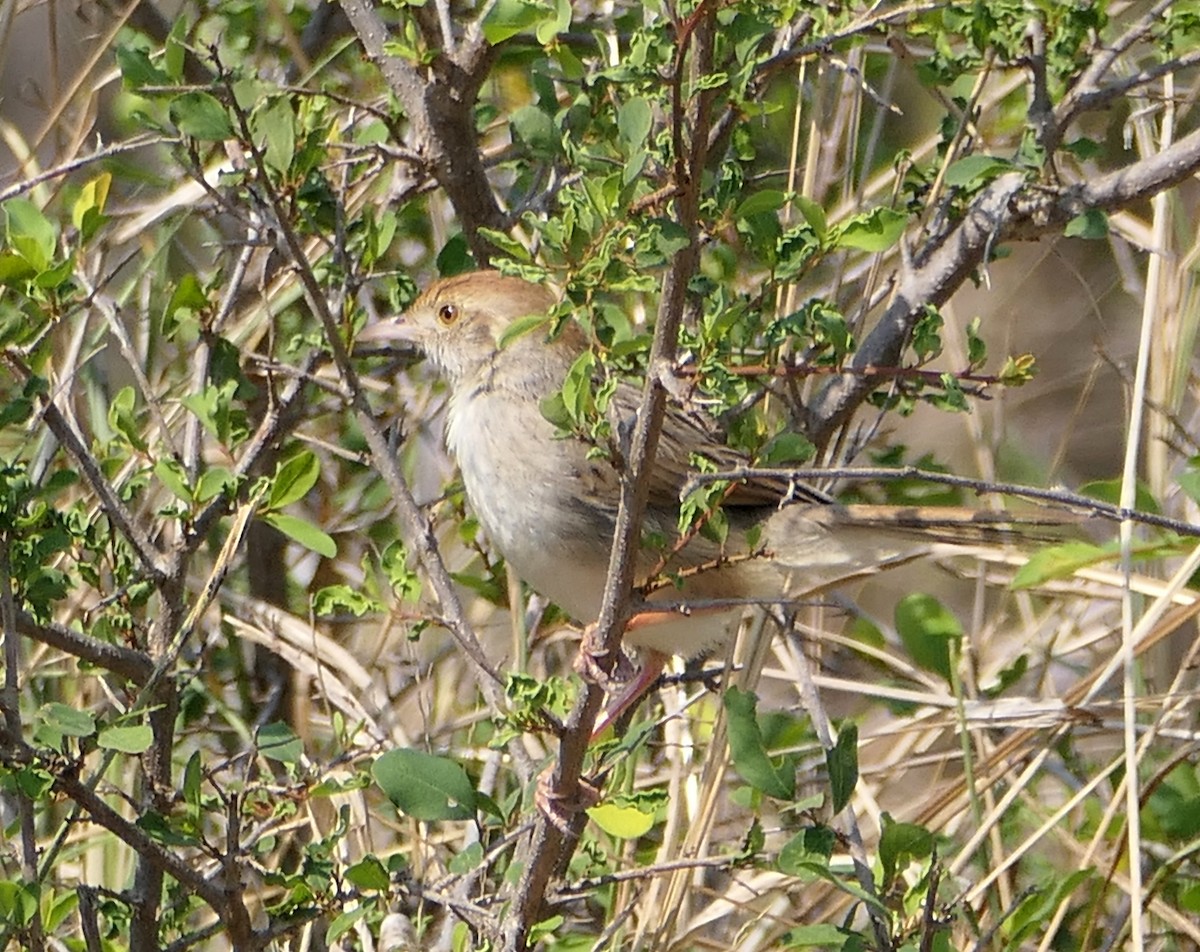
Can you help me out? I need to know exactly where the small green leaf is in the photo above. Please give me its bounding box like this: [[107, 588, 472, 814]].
[[344, 855, 391, 891], [836, 206, 906, 252], [163, 15, 188, 81], [0, 881, 40, 927], [510, 105, 560, 158], [793, 195, 828, 237], [894, 593, 962, 682], [5, 198, 57, 272], [252, 96, 296, 174], [268, 451, 320, 510], [97, 724, 153, 754], [587, 802, 656, 839], [497, 312, 551, 350], [262, 512, 337, 558], [1065, 208, 1108, 239], [998, 352, 1037, 385], [777, 825, 836, 878], [758, 432, 815, 466], [878, 816, 934, 885], [115, 46, 170, 88], [41, 703, 95, 738], [782, 923, 855, 947], [325, 907, 370, 946], [373, 748, 477, 821], [535, 0, 572, 43], [944, 154, 1016, 187], [258, 722, 303, 764], [313, 584, 377, 617], [725, 687, 795, 800], [617, 97, 652, 156], [71, 172, 112, 240], [560, 350, 596, 424], [475, 227, 532, 262], [826, 724, 858, 814], [169, 92, 235, 141], [481, 0, 542, 43], [735, 189, 787, 220], [1011, 540, 1118, 589], [154, 457, 193, 503]]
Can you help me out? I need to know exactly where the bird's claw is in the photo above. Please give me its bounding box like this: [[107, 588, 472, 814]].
[[535, 770, 600, 834], [573, 622, 637, 689]]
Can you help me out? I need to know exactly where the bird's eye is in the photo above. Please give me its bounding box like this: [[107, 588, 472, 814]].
[[437, 303, 459, 326]]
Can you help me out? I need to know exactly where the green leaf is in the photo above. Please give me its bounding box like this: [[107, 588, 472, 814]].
[[115, 45, 170, 88], [313, 584, 378, 617], [325, 906, 369, 946], [481, 0, 543, 43], [794, 195, 828, 238], [437, 233, 474, 275], [373, 748, 477, 821], [587, 802, 656, 839], [261, 512, 337, 558], [878, 816, 934, 885], [252, 96, 296, 174], [836, 206, 906, 252], [344, 855, 391, 891], [725, 687, 795, 800], [894, 593, 962, 682], [782, 923, 857, 948], [497, 312, 551, 349], [1065, 208, 1108, 239], [777, 825, 836, 879], [758, 432, 815, 466], [617, 97, 652, 156], [169, 92, 235, 141], [258, 722, 303, 764], [475, 227, 532, 262], [826, 723, 858, 814], [71, 172, 112, 241], [5, 198, 57, 272], [41, 703, 95, 738], [735, 189, 787, 220], [154, 457, 193, 503], [0, 881, 39, 927], [1011, 540, 1118, 589], [560, 350, 596, 424], [535, 0, 572, 44], [510, 105, 560, 158], [268, 451, 321, 509], [943, 154, 1016, 187], [97, 724, 153, 754], [163, 15, 188, 81]]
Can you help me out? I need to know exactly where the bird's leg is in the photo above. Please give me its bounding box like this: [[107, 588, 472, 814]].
[[574, 615, 673, 739], [589, 648, 667, 738], [572, 621, 638, 688]]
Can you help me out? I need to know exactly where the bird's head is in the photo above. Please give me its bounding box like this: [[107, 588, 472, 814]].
[[358, 270, 569, 388]]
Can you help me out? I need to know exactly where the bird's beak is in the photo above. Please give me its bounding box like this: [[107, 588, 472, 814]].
[[357, 316, 412, 345], [355, 316, 423, 359]]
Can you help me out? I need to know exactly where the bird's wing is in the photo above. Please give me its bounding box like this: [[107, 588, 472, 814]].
[[607, 381, 829, 510]]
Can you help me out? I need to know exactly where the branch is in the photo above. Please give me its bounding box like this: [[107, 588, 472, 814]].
[[503, 6, 721, 947], [335, 0, 504, 260], [809, 123, 1200, 444], [14, 610, 154, 684], [1, 353, 171, 582], [216, 70, 510, 718]]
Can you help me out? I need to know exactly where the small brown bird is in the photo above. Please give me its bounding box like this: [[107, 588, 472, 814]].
[[360, 270, 1035, 722]]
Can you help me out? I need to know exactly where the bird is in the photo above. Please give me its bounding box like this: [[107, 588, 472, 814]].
[[359, 270, 1048, 727]]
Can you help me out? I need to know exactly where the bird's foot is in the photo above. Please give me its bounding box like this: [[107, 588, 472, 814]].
[[572, 622, 638, 688], [535, 769, 600, 834]]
